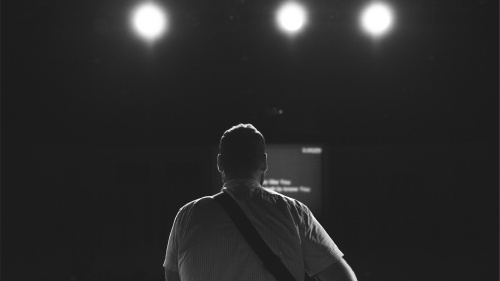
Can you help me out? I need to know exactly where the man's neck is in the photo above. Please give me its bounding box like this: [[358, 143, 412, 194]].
[[224, 171, 264, 186]]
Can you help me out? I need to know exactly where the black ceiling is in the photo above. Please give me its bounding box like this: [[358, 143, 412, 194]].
[[2, 0, 498, 146]]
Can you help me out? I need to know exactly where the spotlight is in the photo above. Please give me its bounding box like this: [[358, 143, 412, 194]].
[[360, 2, 394, 38], [131, 2, 168, 42], [276, 2, 307, 36]]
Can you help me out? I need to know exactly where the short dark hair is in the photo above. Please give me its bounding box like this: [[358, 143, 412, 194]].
[[219, 124, 266, 175]]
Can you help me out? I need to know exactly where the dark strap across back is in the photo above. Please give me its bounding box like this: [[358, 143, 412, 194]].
[[214, 192, 298, 281]]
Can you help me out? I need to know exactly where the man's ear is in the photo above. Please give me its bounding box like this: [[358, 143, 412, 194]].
[[262, 153, 268, 172], [217, 154, 223, 173]]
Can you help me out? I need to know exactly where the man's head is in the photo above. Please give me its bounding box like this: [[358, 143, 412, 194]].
[[217, 124, 267, 182]]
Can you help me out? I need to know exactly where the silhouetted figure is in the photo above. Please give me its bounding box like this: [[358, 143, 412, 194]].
[[164, 124, 357, 281]]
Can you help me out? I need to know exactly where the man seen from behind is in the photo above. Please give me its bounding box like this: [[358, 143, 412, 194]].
[[164, 124, 358, 281]]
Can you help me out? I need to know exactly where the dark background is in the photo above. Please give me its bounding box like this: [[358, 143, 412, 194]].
[[2, 0, 498, 280]]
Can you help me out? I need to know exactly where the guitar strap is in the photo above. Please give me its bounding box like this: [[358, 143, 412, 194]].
[[214, 191, 299, 281]]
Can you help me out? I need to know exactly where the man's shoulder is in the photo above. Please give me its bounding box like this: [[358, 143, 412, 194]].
[[177, 195, 218, 213], [258, 188, 311, 213]]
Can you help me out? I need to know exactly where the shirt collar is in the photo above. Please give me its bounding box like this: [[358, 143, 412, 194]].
[[222, 178, 262, 191]]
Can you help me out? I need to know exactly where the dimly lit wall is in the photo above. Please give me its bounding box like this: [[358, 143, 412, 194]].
[[3, 145, 211, 281], [324, 143, 497, 281], [2, 142, 498, 281]]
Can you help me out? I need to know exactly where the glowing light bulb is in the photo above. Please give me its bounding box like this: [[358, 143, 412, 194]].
[[276, 2, 307, 35], [131, 2, 167, 42], [361, 3, 394, 37]]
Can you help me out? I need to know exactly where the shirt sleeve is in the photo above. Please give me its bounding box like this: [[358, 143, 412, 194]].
[[301, 206, 344, 276], [163, 206, 188, 271]]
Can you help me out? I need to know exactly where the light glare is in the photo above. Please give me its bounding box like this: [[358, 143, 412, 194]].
[[276, 2, 307, 34], [132, 2, 167, 41], [361, 3, 393, 37]]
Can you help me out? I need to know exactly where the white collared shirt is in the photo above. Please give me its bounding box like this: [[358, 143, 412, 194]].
[[164, 179, 343, 281]]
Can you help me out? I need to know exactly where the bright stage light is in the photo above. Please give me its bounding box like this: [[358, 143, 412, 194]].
[[131, 2, 167, 42], [276, 2, 307, 35], [360, 2, 394, 37]]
